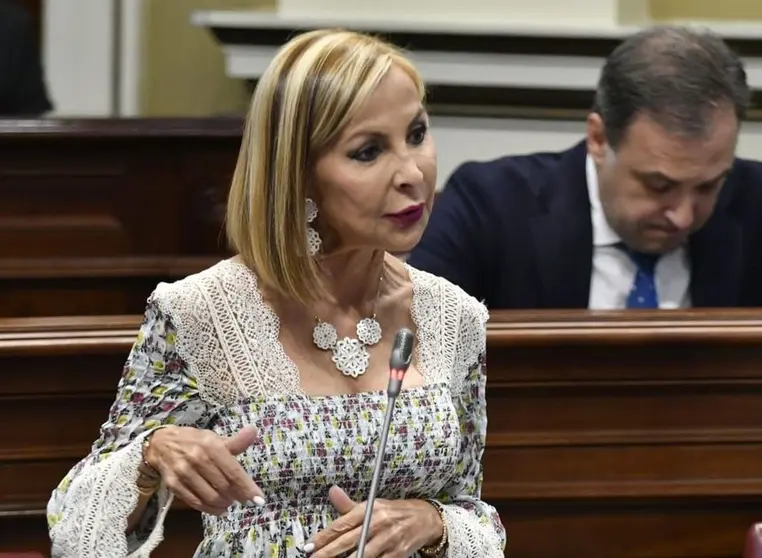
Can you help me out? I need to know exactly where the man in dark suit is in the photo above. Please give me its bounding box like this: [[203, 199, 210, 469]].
[[0, 0, 53, 116], [408, 26, 762, 309]]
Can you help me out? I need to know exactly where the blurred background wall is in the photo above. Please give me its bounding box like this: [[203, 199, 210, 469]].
[[32, 0, 762, 118]]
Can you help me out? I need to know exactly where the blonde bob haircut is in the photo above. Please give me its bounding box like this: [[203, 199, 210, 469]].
[[225, 28, 426, 306]]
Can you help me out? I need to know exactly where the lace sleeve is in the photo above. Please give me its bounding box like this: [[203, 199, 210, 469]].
[[438, 353, 506, 557], [46, 299, 214, 558]]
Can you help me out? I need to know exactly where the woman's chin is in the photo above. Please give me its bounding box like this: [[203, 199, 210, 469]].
[[385, 234, 423, 256], [383, 219, 427, 253]]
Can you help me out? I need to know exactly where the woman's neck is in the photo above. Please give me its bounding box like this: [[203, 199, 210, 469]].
[[316, 249, 386, 310]]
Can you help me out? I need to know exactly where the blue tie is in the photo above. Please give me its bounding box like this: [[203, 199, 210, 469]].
[[619, 246, 660, 308]]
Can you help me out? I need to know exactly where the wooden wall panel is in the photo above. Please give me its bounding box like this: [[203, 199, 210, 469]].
[[1, 310, 761, 556], [0, 119, 242, 317]]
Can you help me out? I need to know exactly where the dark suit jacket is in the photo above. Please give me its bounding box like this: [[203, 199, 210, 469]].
[[407, 140, 762, 309], [0, 0, 52, 116]]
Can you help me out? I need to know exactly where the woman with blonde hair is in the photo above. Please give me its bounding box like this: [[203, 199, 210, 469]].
[[47, 28, 505, 557]]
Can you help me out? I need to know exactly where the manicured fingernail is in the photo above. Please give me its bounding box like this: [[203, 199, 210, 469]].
[[252, 495, 266, 507], [302, 542, 315, 553]]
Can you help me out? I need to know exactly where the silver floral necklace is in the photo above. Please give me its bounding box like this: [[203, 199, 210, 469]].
[[312, 275, 383, 378]]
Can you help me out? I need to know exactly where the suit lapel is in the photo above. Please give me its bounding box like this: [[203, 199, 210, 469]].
[[529, 142, 594, 308], [530, 213, 593, 308], [689, 203, 742, 307]]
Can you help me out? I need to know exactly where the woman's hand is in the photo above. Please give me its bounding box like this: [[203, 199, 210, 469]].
[[307, 486, 443, 557], [145, 425, 265, 516]]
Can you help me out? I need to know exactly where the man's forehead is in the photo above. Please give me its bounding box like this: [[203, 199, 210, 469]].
[[621, 109, 738, 149]]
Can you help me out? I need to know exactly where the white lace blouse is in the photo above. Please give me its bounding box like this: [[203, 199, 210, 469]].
[[46, 258, 506, 557]]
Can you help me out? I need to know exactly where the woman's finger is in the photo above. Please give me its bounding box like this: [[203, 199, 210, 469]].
[[183, 442, 242, 504], [310, 525, 362, 558], [162, 472, 227, 516], [347, 534, 391, 558], [309, 503, 366, 552], [170, 460, 231, 509], [212, 450, 264, 504]]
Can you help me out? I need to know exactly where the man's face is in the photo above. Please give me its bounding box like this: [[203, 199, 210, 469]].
[[586, 108, 738, 254]]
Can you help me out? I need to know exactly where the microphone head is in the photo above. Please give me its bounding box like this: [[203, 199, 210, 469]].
[[389, 328, 414, 372]]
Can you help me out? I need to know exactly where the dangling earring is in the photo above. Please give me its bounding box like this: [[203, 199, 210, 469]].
[[306, 197, 321, 256]]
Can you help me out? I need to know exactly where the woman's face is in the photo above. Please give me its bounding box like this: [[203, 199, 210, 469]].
[[312, 65, 437, 255]]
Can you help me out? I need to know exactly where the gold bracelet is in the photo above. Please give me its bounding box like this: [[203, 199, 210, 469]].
[[136, 482, 159, 498], [135, 426, 168, 497], [419, 500, 448, 557], [136, 468, 160, 486], [141, 430, 162, 478]]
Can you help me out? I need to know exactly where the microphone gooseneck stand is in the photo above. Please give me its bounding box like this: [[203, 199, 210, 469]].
[[355, 328, 414, 558]]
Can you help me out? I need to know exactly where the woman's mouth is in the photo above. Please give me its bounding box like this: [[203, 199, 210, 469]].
[[385, 203, 425, 228]]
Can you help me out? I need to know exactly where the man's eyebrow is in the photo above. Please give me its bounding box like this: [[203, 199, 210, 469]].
[[633, 170, 680, 185], [633, 167, 732, 185], [702, 167, 733, 185]]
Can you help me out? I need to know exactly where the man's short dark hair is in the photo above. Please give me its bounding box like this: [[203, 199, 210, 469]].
[[593, 26, 750, 148]]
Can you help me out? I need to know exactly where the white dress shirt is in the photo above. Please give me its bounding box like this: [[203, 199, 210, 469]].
[[586, 155, 692, 309]]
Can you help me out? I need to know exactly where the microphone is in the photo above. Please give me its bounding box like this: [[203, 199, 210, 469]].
[[356, 328, 415, 558]]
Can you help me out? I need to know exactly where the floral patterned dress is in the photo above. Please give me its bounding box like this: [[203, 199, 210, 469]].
[[46, 259, 506, 557]]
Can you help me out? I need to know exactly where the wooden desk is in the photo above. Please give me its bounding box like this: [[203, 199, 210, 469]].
[[0, 118, 242, 318], [487, 309, 762, 558], [1, 310, 761, 557]]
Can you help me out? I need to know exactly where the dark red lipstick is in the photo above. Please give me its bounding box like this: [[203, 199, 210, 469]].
[[385, 203, 425, 227]]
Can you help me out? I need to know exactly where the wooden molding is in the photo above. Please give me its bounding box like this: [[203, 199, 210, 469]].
[[0, 257, 222, 280], [487, 309, 762, 344], [2, 310, 762, 556]]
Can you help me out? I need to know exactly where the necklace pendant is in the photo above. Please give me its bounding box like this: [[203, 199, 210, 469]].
[[357, 317, 382, 345], [331, 337, 370, 378], [313, 321, 338, 351], [311, 276, 384, 378]]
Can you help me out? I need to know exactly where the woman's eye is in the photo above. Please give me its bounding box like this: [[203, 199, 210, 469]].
[[350, 144, 381, 162], [409, 125, 427, 145]]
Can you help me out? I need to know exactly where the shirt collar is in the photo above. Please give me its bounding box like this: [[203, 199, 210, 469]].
[[586, 154, 622, 247]]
